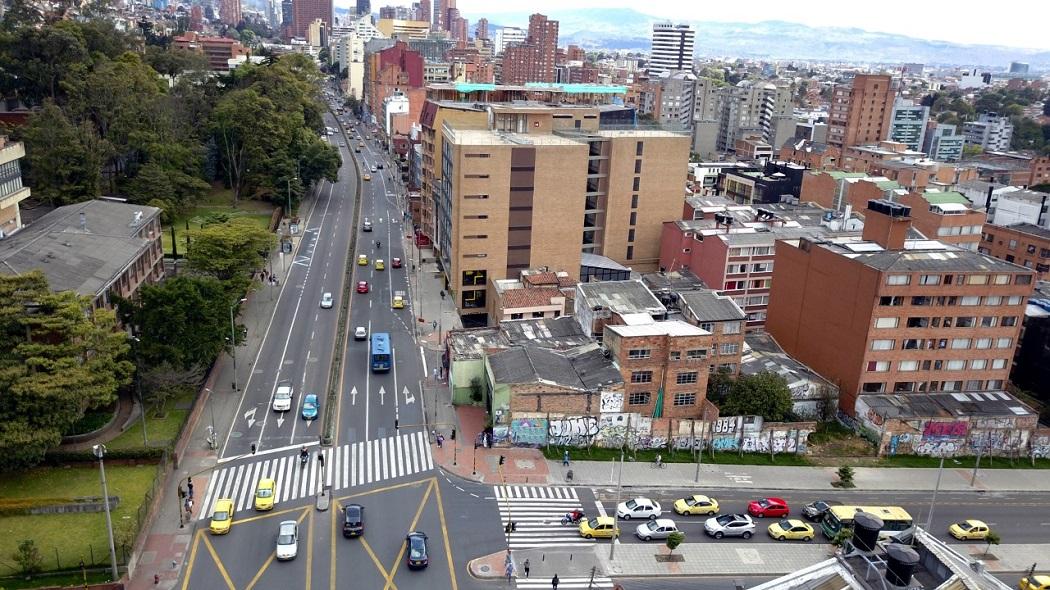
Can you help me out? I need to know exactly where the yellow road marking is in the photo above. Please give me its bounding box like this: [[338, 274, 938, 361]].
[[334, 477, 428, 503], [360, 536, 399, 590], [330, 497, 339, 590], [383, 479, 435, 590], [229, 504, 308, 526], [243, 553, 277, 590], [200, 534, 237, 590], [305, 508, 314, 590], [179, 530, 204, 590], [433, 476, 459, 590]]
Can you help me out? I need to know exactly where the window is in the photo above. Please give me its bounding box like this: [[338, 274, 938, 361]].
[[626, 245, 634, 260], [464, 234, 488, 239], [898, 360, 918, 371], [718, 363, 737, 373], [912, 296, 933, 306], [1001, 316, 1017, 327], [465, 194, 490, 199], [988, 380, 1004, 389], [723, 322, 742, 334], [968, 274, 989, 285], [631, 371, 653, 383], [907, 317, 929, 328], [636, 141, 644, 156], [873, 316, 899, 329], [919, 274, 941, 285], [946, 360, 965, 370], [673, 392, 697, 406], [960, 296, 981, 306], [699, 322, 714, 332], [464, 174, 490, 179], [879, 296, 904, 306], [532, 311, 544, 318], [994, 274, 1011, 285], [980, 316, 997, 328], [510, 313, 524, 320], [886, 274, 911, 285], [634, 159, 642, 174], [970, 359, 988, 370], [991, 359, 1008, 369], [686, 349, 707, 359], [1008, 239, 1018, 250], [676, 372, 699, 384], [631, 195, 639, 208], [1007, 296, 1023, 305], [629, 212, 637, 225], [1028, 244, 1038, 254], [996, 337, 1013, 348], [1017, 275, 1033, 285], [628, 229, 635, 243], [628, 392, 651, 405], [862, 382, 886, 393], [894, 382, 915, 392], [867, 361, 890, 372], [903, 339, 921, 350], [956, 317, 975, 328], [750, 279, 771, 289], [965, 380, 984, 390], [950, 338, 971, 349], [985, 296, 1002, 306], [871, 339, 895, 351], [632, 177, 640, 191], [976, 338, 992, 349], [628, 349, 651, 359], [465, 153, 491, 158], [720, 343, 739, 355]]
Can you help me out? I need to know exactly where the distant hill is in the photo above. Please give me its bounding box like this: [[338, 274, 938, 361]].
[[471, 8, 1050, 69]]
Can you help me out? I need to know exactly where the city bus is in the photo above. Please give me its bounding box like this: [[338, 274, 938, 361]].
[[821, 505, 914, 542], [370, 332, 391, 372]]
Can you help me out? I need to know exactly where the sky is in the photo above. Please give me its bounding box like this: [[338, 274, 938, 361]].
[[337, 0, 1050, 51]]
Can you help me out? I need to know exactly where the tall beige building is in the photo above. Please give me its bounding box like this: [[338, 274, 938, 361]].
[[434, 104, 690, 320]]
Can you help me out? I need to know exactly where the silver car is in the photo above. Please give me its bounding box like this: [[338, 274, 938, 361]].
[[320, 292, 334, 309], [635, 518, 679, 542], [276, 520, 298, 560], [704, 514, 755, 539]]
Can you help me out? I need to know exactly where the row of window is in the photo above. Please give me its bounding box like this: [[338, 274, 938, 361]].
[[509, 311, 561, 320], [984, 233, 1050, 259], [726, 262, 772, 274], [879, 294, 1025, 307], [862, 379, 1005, 393], [866, 357, 1010, 372], [628, 349, 709, 360], [631, 371, 699, 384], [935, 225, 983, 237], [627, 391, 697, 406], [871, 336, 1013, 351], [723, 279, 770, 291], [875, 315, 1018, 329], [885, 273, 1030, 286], [728, 246, 773, 257], [698, 321, 742, 334]]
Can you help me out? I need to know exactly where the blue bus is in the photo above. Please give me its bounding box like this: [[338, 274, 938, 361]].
[[370, 332, 391, 372]]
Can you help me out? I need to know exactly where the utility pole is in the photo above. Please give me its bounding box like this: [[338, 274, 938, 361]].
[[229, 298, 247, 390], [693, 420, 704, 483], [609, 414, 630, 560], [131, 337, 148, 446], [93, 445, 119, 580], [924, 455, 945, 531]]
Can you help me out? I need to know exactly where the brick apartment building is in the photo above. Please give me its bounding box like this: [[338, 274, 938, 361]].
[[500, 13, 558, 84], [603, 320, 714, 419], [899, 191, 985, 250], [799, 171, 903, 212], [172, 33, 249, 71], [292, 0, 332, 39], [488, 268, 576, 324], [778, 139, 841, 171], [827, 74, 896, 149], [979, 222, 1050, 278], [766, 199, 1035, 415], [365, 41, 425, 130], [676, 290, 746, 374]]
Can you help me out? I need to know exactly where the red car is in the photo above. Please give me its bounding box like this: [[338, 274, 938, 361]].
[[356, 281, 369, 293], [748, 497, 788, 518], [392, 257, 402, 268]]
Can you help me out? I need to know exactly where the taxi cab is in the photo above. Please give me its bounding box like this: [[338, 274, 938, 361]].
[[374, 259, 385, 270], [209, 499, 234, 534], [392, 295, 405, 309], [579, 516, 619, 539], [358, 254, 368, 266], [254, 479, 275, 511], [363, 174, 371, 181]]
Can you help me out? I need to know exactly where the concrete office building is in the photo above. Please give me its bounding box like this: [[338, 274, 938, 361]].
[[649, 23, 695, 77], [493, 26, 526, 56], [827, 74, 896, 149], [0, 137, 31, 239], [292, 0, 332, 39], [923, 123, 965, 162], [766, 199, 1034, 415], [963, 113, 1014, 152], [714, 80, 793, 152], [887, 97, 929, 151], [657, 70, 696, 130]]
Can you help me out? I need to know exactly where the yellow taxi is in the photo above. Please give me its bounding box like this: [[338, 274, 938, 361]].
[[374, 259, 385, 271], [392, 295, 405, 309], [209, 499, 234, 535], [949, 519, 989, 541], [254, 479, 275, 511], [767, 518, 814, 541], [673, 494, 719, 516], [358, 254, 368, 266], [578, 516, 619, 539], [363, 174, 371, 181], [1020, 575, 1050, 590]]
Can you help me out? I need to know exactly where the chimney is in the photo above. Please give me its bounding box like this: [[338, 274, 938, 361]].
[[862, 199, 911, 250], [79, 212, 87, 232]]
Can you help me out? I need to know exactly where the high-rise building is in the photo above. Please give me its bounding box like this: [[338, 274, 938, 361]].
[[356, 0, 370, 16], [500, 14, 558, 84], [475, 17, 488, 40], [963, 113, 1014, 152], [887, 97, 930, 151], [766, 199, 1034, 415], [447, 8, 466, 43], [493, 26, 526, 56], [1009, 61, 1030, 75], [189, 4, 203, 31], [923, 123, 965, 162], [657, 71, 696, 130], [416, 0, 430, 26], [218, 0, 241, 25], [379, 5, 414, 19], [649, 23, 695, 77], [713, 80, 793, 152], [292, 0, 332, 38], [432, 0, 453, 31], [827, 74, 896, 149]]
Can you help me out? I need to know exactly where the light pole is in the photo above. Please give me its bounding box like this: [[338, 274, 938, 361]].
[[92, 445, 119, 580], [925, 455, 945, 531], [229, 298, 247, 391], [609, 414, 631, 560], [286, 176, 298, 220], [130, 337, 148, 446]]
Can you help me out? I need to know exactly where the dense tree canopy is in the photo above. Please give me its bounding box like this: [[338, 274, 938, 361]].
[[186, 218, 277, 293], [719, 372, 794, 422]]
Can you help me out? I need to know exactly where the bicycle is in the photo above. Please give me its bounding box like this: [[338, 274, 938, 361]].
[[651, 457, 666, 469]]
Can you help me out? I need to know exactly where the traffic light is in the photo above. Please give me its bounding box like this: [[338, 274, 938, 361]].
[[498, 455, 505, 466], [250, 443, 257, 455]]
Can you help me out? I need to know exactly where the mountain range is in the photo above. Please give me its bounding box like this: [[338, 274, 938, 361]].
[[465, 8, 1050, 69]]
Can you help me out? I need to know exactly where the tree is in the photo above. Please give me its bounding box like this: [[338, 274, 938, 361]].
[[1043, 100, 1050, 118], [706, 367, 734, 407], [665, 530, 685, 554], [12, 539, 43, 578], [0, 22, 88, 105], [984, 530, 1000, 557], [962, 144, 984, 158], [144, 45, 208, 83], [0, 272, 133, 471], [835, 465, 856, 488], [140, 361, 205, 413], [186, 218, 276, 291], [17, 102, 102, 206], [719, 371, 793, 421], [125, 160, 209, 216]]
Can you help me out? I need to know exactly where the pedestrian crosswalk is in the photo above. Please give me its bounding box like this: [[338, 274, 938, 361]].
[[495, 485, 596, 550], [199, 431, 433, 519], [516, 576, 614, 589]]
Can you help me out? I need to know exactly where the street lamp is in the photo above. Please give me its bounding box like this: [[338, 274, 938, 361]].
[[130, 337, 148, 447], [229, 298, 248, 391], [92, 445, 119, 580], [925, 454, 946, 532], [286, 176, 298, 220]]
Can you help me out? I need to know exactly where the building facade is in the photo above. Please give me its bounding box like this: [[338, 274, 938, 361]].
[[649, 22, 695, 77], [887, 97, 929, 151], [963, 113, 1014, 152], [220, 0, 242, 26], [292, 0, 332, 39], [500, 14, 558, 84], [0, 137, 31, 239], [827, 74, 896, 149], [980, 222, 1050, 278]]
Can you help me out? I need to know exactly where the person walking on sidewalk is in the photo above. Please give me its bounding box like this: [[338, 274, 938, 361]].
[[562, 450, 570, 467], [187, 478, 194, 500], [523, 559, 530, 578], [551, 573, 559, 589]]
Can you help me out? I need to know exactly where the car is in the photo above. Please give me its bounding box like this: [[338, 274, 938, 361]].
[[617, 497, 662, 520], [357, 281, 370, 293], [748, 497, 789, 518], [358, 142, 364, 148], [635, 518, 679, 542], [355, 148, 361, 153], [272, 381, 293, 412], [1020, 574, 1050, 590], [673, 494, 719, 516], [363, 220, 373, 232], [209, 499, 234, 535], [406, 531, 428, 569], [370, 165, 377, 173], [363, 174, 371, 181], [276, 520, 298, 560], [948, 519, 990, 541], [767, 518, 815, 541], [358, 254, 369, 266], [391, 294, 405, 309], [801, 500, 837, 522], [342, 503, 365, 537], [579, 516, 619, 539], [254, 479, 276, 511], [391, 257, 402, 268], [704, 514, 756, 539], [354, 326, 368, 340], [338, 142, 345, 147], [377, 163, 384, 169], [301, 394, 318, 420], [374, 259, 385, 270], [320, 292, 334, 309]]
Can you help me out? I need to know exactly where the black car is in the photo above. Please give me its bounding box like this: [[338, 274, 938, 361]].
[[801, 500, 838, 522], [342, 503, 364, 537], [377, 163, 384, 169], [406, 531, 428, 569]]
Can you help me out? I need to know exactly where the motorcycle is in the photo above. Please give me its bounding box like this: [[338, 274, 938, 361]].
[[300, 452, 309, 467], [561, 511, 585, 525]]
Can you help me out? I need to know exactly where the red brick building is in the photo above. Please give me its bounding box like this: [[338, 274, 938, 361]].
[[827, 74, 896, 149], [501, 14, 558, 84], [291, 0, 332, 39], [979, 222, 1050, 278]]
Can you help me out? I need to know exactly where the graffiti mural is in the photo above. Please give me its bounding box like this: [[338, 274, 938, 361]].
[[548, 416, 599, 446], [914, 440, 960, 456], [599, 391, 624, 413], [922, 421, 968, 440], [1033, 435, 1050, 458], [509, 418, 548, 445]]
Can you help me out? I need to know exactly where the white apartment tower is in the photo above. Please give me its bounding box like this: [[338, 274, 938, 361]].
[[649, 23, 695, 77]]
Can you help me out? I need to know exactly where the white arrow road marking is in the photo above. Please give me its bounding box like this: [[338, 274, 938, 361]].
[[351, 386, 358, 405], [403, 386, 415, 405], [276, 415, 285, 428], [244, 408, 257, 429], [378, 385, 386, 405], [293, 256, 312, 267]]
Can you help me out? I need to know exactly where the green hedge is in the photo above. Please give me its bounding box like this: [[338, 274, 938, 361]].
[[41, 446, 166, 465]]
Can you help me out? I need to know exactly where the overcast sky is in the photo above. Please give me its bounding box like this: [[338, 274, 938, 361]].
[[339, 0, 1050, 51]]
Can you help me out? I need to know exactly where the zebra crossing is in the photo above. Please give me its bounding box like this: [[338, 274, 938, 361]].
[[199, 431, 433, 519], [516, 576, 614, 589], [495, 485, 596, 550]]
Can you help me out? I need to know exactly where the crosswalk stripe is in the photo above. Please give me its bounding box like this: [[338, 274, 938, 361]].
[[496, 485, 594, 549], [516, 579, 614, 589]]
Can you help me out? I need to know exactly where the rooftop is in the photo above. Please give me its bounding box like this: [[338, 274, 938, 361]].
[[1000, 222, 1050, 240], [811, 237, 1028, 273], [577, 279, 665, 315], [580, 252, 630, 272], [678, 289, 746, 322], [741, 332, 834, 389], [858, 391, 1035, 420], [605, 319, 709, 338], [487, 344, 622, 391], [443, 126, 583, 147], [998, 188, 1050, 203], [500, 287, 565, 310], [919, 190, 971, 206], [447, 317, 591, 360]]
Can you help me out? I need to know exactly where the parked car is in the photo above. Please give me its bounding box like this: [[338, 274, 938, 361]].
[[209, 499, 234, 535], [578, 516, 619, 539], [406, 532, 428, 569], [673, 494, 719, 516], [635, 518, 679, 542], [748, 497, 789, 518], [377, 163, 384, 169], [802, 500, 837, 522], [354, 326, 368, 340], [617, 497, 662, 520], [320, 292, 334, 309], [254, 479, 275, 511], [301, 394, 318, 420], [342, 504, 364, 538], [704, 514, 755, 539], [276, 520, 298, 560], [949, 519, 990, 541], [272, 381, 293, 412], [767, 519, 815, 541], [1020, 575, 1050, 590]]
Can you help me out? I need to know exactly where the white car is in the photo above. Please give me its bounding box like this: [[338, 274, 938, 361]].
[[635, 518, 679, 541], [276, 520, 298, 560], [704, 514, 756, 539], [354, 326, 368, 340], [370, 165, 377, 173], [617, 497, 662, 520], [320, 292, 334, 309], [272, 381, 293, 412]]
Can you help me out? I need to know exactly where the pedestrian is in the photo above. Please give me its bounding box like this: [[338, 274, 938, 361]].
[[436, 434, 444, 448], [552, 574, 559, 589], [318, 452, 325, 468], [562, 450, 570, 467], [178, 486, 185, 500], [187, 478, 194, 500], [523, 559, 530, 578], [184, 497, 193, 515]]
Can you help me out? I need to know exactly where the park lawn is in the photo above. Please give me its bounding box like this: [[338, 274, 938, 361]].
[[0, 463, 158, 573], [106, 390, 195, 450], [162, 188, 276, 256]]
